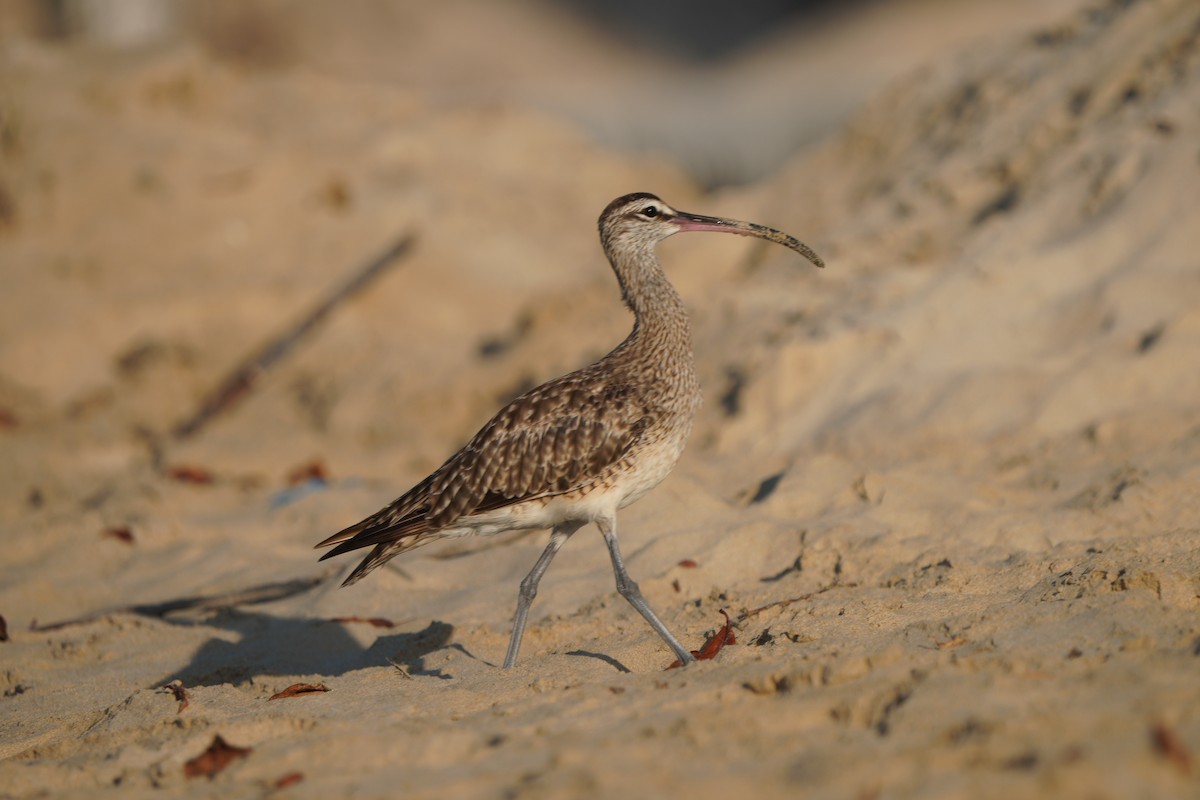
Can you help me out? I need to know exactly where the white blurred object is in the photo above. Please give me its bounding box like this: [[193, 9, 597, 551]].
[[59, 0, 180, 47]]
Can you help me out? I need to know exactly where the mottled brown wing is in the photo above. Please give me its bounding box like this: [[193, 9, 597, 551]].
[[316, 371, 648, 561], [425, 373, 646, 527]]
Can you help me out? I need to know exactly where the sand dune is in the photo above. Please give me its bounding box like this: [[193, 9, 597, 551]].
[[1, 1, 1197, 797]]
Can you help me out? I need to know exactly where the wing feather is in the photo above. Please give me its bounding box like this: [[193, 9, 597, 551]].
[[315, 370, 649, 578]]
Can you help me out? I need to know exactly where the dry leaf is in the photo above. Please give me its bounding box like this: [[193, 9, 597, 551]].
[[695, 609, 737, 659], [102, 526, 134, 544], [321, 177, 351, 210], [667, 609, 737, 669], [274, 772, 305, 789], [1151, 721, 1191, 774], [286, 460, 328, 486], [677, 559, 699, 569], [161, 682, 189, 713], [268, 683, 330, 700], [166, 465, 215, 485], [183, 735, 251, 779], [0, 613, 7, 642]]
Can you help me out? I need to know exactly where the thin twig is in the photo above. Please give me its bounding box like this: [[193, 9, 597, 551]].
[[173, 233, 416, 439], [737, 581, 859, 622]]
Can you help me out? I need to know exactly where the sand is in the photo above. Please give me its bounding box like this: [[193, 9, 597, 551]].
[[1, 1, 1198, 797]]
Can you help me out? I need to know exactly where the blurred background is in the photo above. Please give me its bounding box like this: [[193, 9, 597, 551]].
[[1, 0, 1087, 188], [3, 3, 1199, 795]]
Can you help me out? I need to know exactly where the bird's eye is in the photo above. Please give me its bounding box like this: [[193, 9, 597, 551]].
[[641, 205, 659, 218]]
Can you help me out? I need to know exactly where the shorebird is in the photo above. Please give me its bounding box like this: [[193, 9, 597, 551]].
[[317, 193, 824, 667]]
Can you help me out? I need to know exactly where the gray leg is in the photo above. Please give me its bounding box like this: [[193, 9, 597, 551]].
[[597, 515, 695, 665], [503, 522, 582, 668]]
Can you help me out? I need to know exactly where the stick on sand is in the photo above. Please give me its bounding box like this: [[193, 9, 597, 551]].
[[173, 233, 416, 439]]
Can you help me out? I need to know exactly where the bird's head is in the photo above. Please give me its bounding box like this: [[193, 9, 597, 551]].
[[598, 192, 824, 269]]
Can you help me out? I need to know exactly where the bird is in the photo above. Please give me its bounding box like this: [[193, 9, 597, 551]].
[[316, 192, 824, 668]]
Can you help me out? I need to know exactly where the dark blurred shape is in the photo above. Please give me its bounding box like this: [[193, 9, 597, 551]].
[[1136, 323, 1165, 354], [0, 180, 16, 231], [191, 1, 297, 69], [562, 0, 858, 61], [748, 471, 784, 504]]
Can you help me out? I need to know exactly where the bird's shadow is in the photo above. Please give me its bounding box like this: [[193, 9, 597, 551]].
[[154, 609, 462, 688]]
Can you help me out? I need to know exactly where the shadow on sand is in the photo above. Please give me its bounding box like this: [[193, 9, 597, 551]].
[[155, 611, 462, 687]]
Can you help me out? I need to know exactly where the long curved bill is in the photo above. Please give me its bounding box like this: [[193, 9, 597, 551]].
[[674, 211, 825, 269]]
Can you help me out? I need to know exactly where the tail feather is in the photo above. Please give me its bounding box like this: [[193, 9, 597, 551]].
[[340, 537, 429, 586], [314, 473, 442, 585], [317, 473, 438, 550], [314, 518, 373, 550], [317, 515, 431, 561]]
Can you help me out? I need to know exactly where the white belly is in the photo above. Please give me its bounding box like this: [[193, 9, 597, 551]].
[[438, 415, 695, 538], [613, 438, 686, 511]]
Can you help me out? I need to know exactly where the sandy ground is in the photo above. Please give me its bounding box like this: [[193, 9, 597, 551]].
[[1, 1, 1199, 798]]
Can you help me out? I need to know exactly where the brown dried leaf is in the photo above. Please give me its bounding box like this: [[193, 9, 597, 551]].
[[695, 609, 737, 658], [321, 177, 351, 211], [102, 526, 135, 544], [1151, 721, 1191, 774], [331, 616, 395, 629], [161, 682, 189, 713], [286, 460, 328, 486], [677, 559, 699, 569], [0, 614, 7, 642], [166, 465, 215, 485], [666, 609, 737, 669], [274, 772, 305, 789], [183, 735, 252, 779], [268, 683, 330, 700]]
